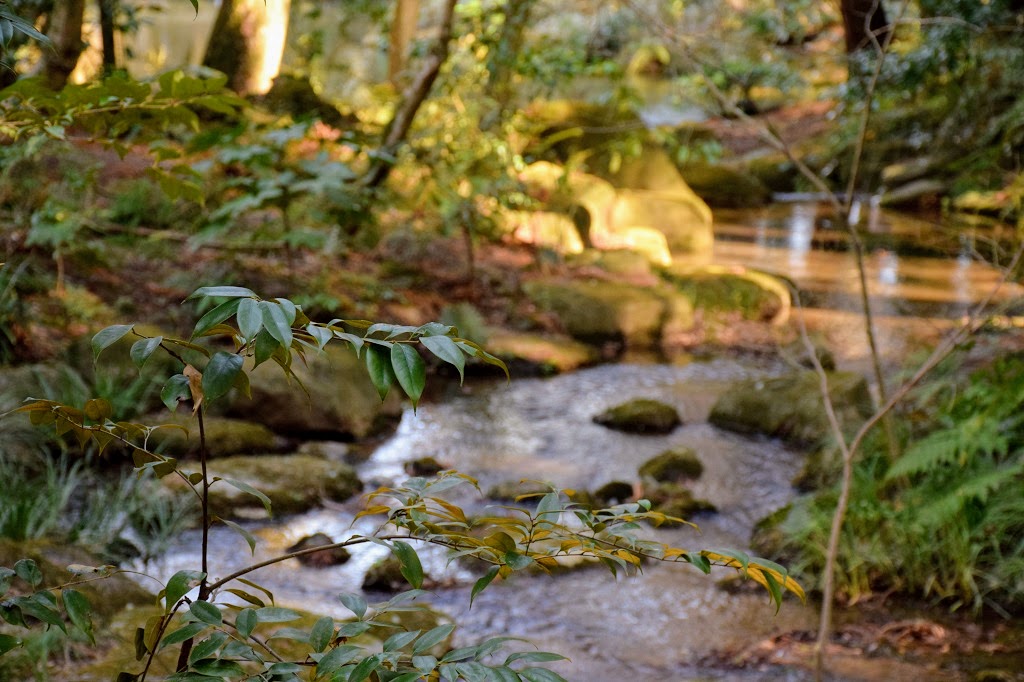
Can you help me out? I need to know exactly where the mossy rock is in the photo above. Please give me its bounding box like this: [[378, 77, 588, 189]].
[[486, 330, 596, 375], [286, 532, 351, 568], [226, 346, 403, 440], [745, 153, 800, 193], [593, 480, 635, 506], [749, 504, 793, 561], [792, 448, 840, 491], [708, 371, 873, 446], [593, 399, 681, 434], [166, 454, 362, 518], [638, 448, 703, 482], [146, 414, 284, 458], [0, 539, 155, 622], [524, 279, 693, 351], [645, 482, 716, 523], [677, 162, 771, 208], [404, 456, 446, 477], [362, 554, 429, 592], [666, 267, 790, 324]]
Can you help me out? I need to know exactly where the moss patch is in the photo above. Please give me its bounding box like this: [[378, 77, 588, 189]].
[[593, 398, 681, 434]]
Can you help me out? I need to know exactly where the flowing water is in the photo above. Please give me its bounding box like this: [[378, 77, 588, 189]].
[[148, 203, 1023, 681]]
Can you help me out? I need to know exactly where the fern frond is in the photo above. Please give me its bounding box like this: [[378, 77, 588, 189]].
[[887, 429, 963, 480]]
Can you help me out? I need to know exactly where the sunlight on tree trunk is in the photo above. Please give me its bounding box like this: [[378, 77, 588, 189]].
[[204, 0, 290, 96], [388, 0, 420, 87], [40, 0, 86, 90]]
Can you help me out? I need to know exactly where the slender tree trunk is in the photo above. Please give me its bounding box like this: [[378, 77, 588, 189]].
[[39, 0, 86, 89], [485, 0, 536, 114], [362, 0, 458, 189], [203, 0, 290, 96], [99, 0, 117, 74], [840, 0, 890, 52], [388, 0, 420, 87]]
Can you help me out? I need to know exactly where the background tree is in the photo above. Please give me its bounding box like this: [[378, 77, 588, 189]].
[[203, 0, 290, 95], [387, 0, 419, 87]]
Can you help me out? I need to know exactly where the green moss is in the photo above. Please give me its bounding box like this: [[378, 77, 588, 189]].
[[709, 371, 873, 446], [147, 415, 282, 458], [677, 162, 771, 208], [638, 448, 703, 482], [593, 398, 681, 434], [645, 483, 716, 523], [167, 454, 362, 518]]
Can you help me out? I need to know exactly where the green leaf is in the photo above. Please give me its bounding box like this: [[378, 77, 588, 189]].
[[413, 624, 455, 654], [455, 339, 510, 380], [338, 593, 367, 619], [0, 634, 22, 655], [0, 567, 15, 595], [253, 329, 277, 368], [255, 607, 300, 623], [306, 324, 332, 350], [164, 570, 206, 612], [92, 325, 135, 362], [14, 559, 42, 588], [420, 334, 465, 383], [159, 622, 208, 650], [316, 645, 362, 675], [348, 652, 384, 682], [392, 541, 424, 589], [191, 658, 245, 677], [201, 351, 243, 402], [706, 548, 750, 574], [189, 600, 222, 626], [309, 616, 334, 653], [236, 298, 262, 341], [391, 343, 426, 407], [161, 374, 191, 412], [130, 336, 163, 369], [365, 345, 395, 401], [188, 632, 228, 665], [505, 652, 568, 665], [219, 518, 257, 555], [259, 300, 293, 348], [519, 667, 569, 682], [470, 566, 499, 607], [222, 478, 272, 516], [686, 552, 711, 574], [17, 595, 66, 632], [185, 286, 255, 301], [383, 629, 421, 652], [191, 297, 242, 339], [235, 608, 257, 638], [504, 552, 534, 571], [62, 589, 94, 643]]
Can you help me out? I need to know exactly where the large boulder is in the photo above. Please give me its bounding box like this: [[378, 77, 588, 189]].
[[165, 453, 362, 518], [145, 414, 284, 458], [677, 162, 771, 208], [593, 398, 681, 434], [708, 370, 873, 446], [225, 346, 403, 440], [485, 330, 596, 375], [523, 279, 693, 351]]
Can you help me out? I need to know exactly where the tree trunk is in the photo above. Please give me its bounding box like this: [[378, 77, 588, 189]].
[[362, 0, 458, 189], [485, 0, 536, 115], [99, 0, 117, 74], [39, 0, 86, 89], [840, 0, 890, 53], [388, 0, 420, 87], [203, 0, 290, 96]]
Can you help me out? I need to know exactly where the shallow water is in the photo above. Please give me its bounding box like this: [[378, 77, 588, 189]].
[[144, 204, 1023, 681]]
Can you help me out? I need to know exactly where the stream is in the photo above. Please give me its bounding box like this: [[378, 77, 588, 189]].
[[144, 203, 1022, 681]]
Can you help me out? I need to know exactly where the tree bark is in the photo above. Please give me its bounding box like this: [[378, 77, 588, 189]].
[[203, 0, 290, 96], [840, 0, 890, 53], [99, 0, 117, 74], [362, 0, 458, 189], [485, 0, 536, 115], [39, 0, 86, 89], [387, 0, 420, 87]]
